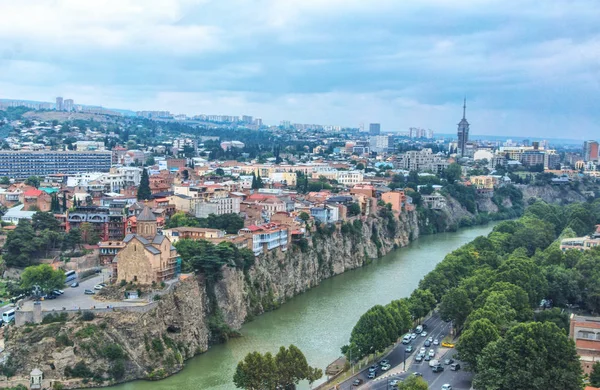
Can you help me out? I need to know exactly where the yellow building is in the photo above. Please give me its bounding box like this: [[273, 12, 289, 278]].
[[115, 207, 181, 284]]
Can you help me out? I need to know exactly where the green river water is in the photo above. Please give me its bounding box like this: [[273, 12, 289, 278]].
[[110, 223, 496, 390]]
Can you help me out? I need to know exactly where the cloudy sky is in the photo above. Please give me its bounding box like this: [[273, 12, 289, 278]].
[[0, 0, 599, 138]]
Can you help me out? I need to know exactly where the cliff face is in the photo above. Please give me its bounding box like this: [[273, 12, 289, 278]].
[[518, 184, 587, 204], [2, 211, 420, 387]]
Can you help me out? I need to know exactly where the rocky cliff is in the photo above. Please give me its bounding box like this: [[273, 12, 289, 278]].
[[1, 210, 420, 388]]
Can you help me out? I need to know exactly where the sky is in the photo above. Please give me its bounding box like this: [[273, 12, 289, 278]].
[[0, 0, 599, 138]]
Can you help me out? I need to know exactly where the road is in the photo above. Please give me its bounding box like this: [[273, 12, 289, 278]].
[[336, 314, 472, 390]]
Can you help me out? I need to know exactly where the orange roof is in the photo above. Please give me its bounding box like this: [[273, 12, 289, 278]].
[[23, 189, 43, 197], [576, 339, 600, 350], [585, 387, 600, 390]]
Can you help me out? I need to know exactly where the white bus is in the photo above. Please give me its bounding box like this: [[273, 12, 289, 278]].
[[2, 309, 15, 324], [65, 270, 77, 283]]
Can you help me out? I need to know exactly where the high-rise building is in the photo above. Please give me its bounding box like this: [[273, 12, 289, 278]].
[[369, 123, 381, 136], [369, 135, 390, 153], [63, 99, 74, 112], [457, 98, 470, 156], [55, 97, 63, 111], [242, 115, 253, 124], [0, 150, 112, 179], [583, 140, 599, 162]]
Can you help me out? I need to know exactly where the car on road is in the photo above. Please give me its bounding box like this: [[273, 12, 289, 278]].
[[428, 336, 433, 342], [53, 290, 64, 295], [84, 289, 95, 295], [367, 371, 376, 379], [432, 364, 444, 373], [441, 341, 455, 348], [94, 284, 105, 290], [442, 385, 453, 390], [379, 359, 390, 366], [403, 334, 411, 344], [369, 365, 378, 372], [43, 293, 57, 300], [419, 347, 426, 355], [421, 331, 427, 337], [70, 282, 79, 288], [424, 355, 431, 362], [352, 379, 363, 386], [429, 349, 435, 357], [450, 363, 461, 371], [424, 340, 431, 347], [381, 364, 391, 371], [444, 358, 454, 365], [433, 338, 439, 345], [390, 379, 400, 386], [410, 333, 417, 339], [405, 346, 413, 353], [413, 372, 422, 377], [422, 324, 428, 329], [415, 354, 424, 362]]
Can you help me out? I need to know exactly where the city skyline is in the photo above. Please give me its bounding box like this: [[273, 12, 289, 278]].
[[0, 1, 598, 138]]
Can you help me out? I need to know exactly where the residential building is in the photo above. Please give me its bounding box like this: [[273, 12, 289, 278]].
[[396, 149, 449, 173], [370, 135, 390, 153], [20, 189, 52, 212], [381, 191, 406, 213], [99, 241, 126, 266], [1, 204, 36, 224], [67, 206, 125, 241], [570, 314, 600, 374], [162, 227, 226, 243], [240, 223, 290, 255], [457, 98, 470, 156], [310, 205, 339, 224], [114, 207, 181, 284], [63, 99, 74, 112], [422, 194, 446, 210], [194, 196, 241, 218], [560, 236, 600, 252], [0, 151, 112, 179], [584, 141, 600, 162], [55, 97, 63, 111], [351, 184, 376, 198]]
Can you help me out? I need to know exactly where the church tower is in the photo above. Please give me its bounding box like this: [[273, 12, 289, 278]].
[[137, 206, 157, 239], [457, 97, 470, 156]]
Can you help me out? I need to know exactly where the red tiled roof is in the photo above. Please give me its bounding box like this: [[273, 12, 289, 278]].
[[23, 189, 43, 197]]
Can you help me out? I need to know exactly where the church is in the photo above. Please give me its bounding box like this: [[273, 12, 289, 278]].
[[114, 206, 181, 285]]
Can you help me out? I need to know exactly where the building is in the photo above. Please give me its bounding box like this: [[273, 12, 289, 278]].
[[369, 123, 381, 136], [67, 206, 125, 241], [396, 149, 449, 173], [20, 189, 52, 212], [55, 97, 63, 111], [240, 223, 290, 255], [370, 135, 390, 153], [584, 141, 599, 162], [457, 98, 470, 156], [0, 151, 112, 179], [422, 194, 446, 210], [381, 191, 406, 213], [114, 207, 181, 284], [570, 314, 600, 374], [99, 241, 126, 266], [560, 236, 600, 252], [162, 227, 225, 243], [1, 204, 36, 224], [194, 196, 241, 218], [310, 205, 339, 224], [63, 99, 74, 112]]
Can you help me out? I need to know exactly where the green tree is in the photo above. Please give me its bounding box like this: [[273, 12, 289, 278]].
[[397, 375, 428, 390], [21, 264, 65, 294], [137, 168, 152, 201], [408, 289, 437, 320], [0, 176, 10, 185], [474, 322, 582, 390], [534, 307, 570, 333], [348, 305, 398, 359], [215, 168, 225, 176], [347, 203, 361, 217], [444, 163, 462, 184], [274, 345, 323, 388], [145, 155, 156, 166], [32, 212, 60, 231], [3, 219, 39, 267], [66, 228, 82, 251], [298, 212, 310, 223], [590, 362, 600, 387], [439, 287, 472, 329], [456, 318, 499, 371], [24, 175, 41, 188], [234, 351, 276, 390], [166, 212, 200, 229]]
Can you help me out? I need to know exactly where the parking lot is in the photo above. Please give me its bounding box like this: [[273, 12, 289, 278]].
[[20, 275, 145, 312]]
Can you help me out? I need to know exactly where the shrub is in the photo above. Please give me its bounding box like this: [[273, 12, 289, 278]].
[[153, 294, 161, 301], [81, 311, 95, 321], [75, 325, 98, 338], [102, 344, 124, 360], [151, 338, 164, 353], [65, 361, 93, 378], [56, 333, 73, 347], [119, 280, 127, 287], [110, 360, 125, 380], [42, 312, 69, 324]]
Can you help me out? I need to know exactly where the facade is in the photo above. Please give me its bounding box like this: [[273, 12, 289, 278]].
[[422, 194, 446, 210], [99, 241, 126, 266], [457, 98, 470, 156], [370, 135, 390, 153], [240, 223, 290, 255], [396, 149, 449, 173], [162, 227, 225, 243], [21, 189, 52, 212], [560, 236, 600, 252], [310, 205, 339, 224], [584, 141, 599, 162], [570, 314, 600, 374], [67, 206, 125, 241], [55, 97, 63, 111], [114, 207, 181, 284], [0, 151, 112, 179], [194, 196, 241, 218], [381, 191, 406, 213], [369, 123, 381, 136]]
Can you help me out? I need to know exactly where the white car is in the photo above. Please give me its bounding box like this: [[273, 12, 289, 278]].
[[428, 336, 433, 343], [420, 347, 426, 355], [421, 331, 427, 337], [433, 338, 440, 345], [93, 284, 104, 290], [381, 364, 391, 371], [53, 289, 64, 295], [410, 333, 417, 339], [429, 349, 435, 357], [390, 379, 400, 386], [442, 385, 452, 390]]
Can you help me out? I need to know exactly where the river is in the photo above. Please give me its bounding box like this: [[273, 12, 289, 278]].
[[110, 223, 496, 390]]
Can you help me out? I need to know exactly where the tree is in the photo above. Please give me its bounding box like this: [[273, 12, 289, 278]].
[[439, 287, 472, 329], [215, 168, 225, 176], [444, 163, 462, 184], [145, 155, 156, 166], [474, 322, 582, 390], [166, 212, 200, 229], [456, 318, 499, 371], [0, 176, 9, 185], [590, 362, 600, 387], [20, 264, 65, 295], [182, 169, 189, 181], [347, 203, 361, 217], [356, 162, 365, 170], [32, 212, 60, 231], [66, 228, 82, 251], [348, 305, 398, 359], [137, 168, 152, 201], [408, 289, 437, 320], [3, 219, 39, 267], [298, 212, 310, 223], [62, 192, 68, 212], [397, 375, 428, 390], [24, 176, 41, 188], [234, 351, 276, 390], [274, 345, 323, 388]]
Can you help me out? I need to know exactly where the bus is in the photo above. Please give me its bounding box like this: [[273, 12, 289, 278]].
[[2, 309, 15, 324], [65, 270, 77, 283]]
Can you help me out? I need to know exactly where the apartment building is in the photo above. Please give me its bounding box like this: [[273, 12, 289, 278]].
[[570, 314, 600, 374], [162, 227, 226, 243], [560, 237, 600, 252], [396, 149, 449, 173], [194, 196, 241, 218], [381, 191, 406, 213], [240, 223, 290, 255], [310, 205, 339, 224], [0, 150, 112, 179], [67, 206, 125, 241]]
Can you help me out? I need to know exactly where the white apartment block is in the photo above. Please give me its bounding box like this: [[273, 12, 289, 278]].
[[396, 149, 449, 173], [194, 197, 241, 218]]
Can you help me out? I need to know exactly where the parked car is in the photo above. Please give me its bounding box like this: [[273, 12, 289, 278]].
[[429, 349, 435, 357], [450, 363, 461, 371], [402, 334, 411, 344], [428, 336, 433, 343], [45, 293, 57, 300], [415, 354, 424, 362], [379, 359, 390, 366], [424, 340, 431, 347], [390, 379, 400, 386], [71, 282, 79, 288], [367, 371, 376, 379], [442, 385, 453, 390], [84, 289, 95, 295], [413, 372, 423, 377], [352, 379, 363, 386], [410, 333, 417, 339], [432, 364, 444, 373], [433, 338, 440, 345], [424, 355, 431, 362], [444, 358, 454, 365], [369, 365, 378, 372], [381, 364, 391, 371], [405, 346, 413, 353], [421, 331, 427, 337], [94, 284, 104, 290], [53, 290, 64, 295]]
